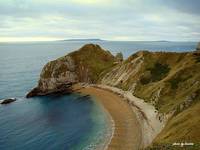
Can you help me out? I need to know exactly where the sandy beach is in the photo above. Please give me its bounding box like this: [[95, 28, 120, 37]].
[[74, 85, 142, 150]]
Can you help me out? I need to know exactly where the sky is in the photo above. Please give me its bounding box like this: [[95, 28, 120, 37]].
[[0, 0, 200, 42]]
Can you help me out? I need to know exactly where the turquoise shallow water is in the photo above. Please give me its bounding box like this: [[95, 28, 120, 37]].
[[0, 40, 197, 149], [0, 94, 112, 150]]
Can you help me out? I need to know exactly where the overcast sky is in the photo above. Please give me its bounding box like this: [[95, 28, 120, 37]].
[[0, 0, 200, 42]]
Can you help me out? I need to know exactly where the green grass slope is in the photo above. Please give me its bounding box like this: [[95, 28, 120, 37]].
[[100, 50, 200, 146], [69, 44, 116, 83]]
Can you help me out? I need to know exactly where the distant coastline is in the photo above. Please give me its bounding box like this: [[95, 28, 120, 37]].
[[62, 38, 105, 42], [0, 39, 198, 44]]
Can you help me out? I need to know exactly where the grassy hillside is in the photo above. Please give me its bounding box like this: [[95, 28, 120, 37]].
[[155, 101, 200, 143], [100, 50, 200, 146], [69, 44, 116, 83], [133, 51, 200, 113]]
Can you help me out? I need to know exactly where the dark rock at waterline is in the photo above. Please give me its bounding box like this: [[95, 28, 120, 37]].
[[1, 98, 16, 104], [76, 95, 91, 100], [26, 83, 73, 98], [26, 87, 41, 98], [82, 95, 90, 98]]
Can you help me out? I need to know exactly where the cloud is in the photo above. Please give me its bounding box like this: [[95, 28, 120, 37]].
[[70, 0, 112, 5], [0, 0, 199, 42], [164, 1, 200, 15]]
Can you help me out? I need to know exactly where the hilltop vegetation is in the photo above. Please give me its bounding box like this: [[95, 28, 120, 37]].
[[68, 44, 116, 82], [100, 50, 200, 146]]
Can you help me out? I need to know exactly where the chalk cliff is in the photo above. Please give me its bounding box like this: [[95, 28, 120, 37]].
[[27, 44, 116, 97]]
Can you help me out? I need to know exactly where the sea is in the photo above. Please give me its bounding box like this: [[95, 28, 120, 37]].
[[0, 40, 197, 150]]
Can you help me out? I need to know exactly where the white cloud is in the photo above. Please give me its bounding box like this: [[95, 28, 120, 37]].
[[0, 0, 199, 41], [71, 0, 112, 5], [0, 37, 61, 42], [146, 15, 165, 23]]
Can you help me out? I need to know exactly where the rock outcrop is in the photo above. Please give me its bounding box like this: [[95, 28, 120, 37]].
[[1, 98, 16, 104], [26, 44, 116, 97], [115, 52, 123, 62], [26, 56, 77, 97], [196, 42, 200, 51]]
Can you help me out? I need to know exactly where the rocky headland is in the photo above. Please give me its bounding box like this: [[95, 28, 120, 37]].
[[27, 44, 116, 97], [27, 43, 200, 149]]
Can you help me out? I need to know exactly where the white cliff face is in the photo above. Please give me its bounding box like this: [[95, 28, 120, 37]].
[[38, 56, 78, 92], [101, 54, 144, 88]]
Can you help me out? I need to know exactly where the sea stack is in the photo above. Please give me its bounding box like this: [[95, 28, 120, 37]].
[[196, 42, 200, 51], [115, 52, 123, 62]]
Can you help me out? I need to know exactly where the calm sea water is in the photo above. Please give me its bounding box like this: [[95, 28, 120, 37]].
[[0, 40, 197, 150]]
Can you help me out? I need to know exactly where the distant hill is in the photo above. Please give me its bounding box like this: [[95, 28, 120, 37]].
[[154, 40, 170, 42]]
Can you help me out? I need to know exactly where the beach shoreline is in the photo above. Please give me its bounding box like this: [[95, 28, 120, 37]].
[[73, 83, 168, 149], [93, 97, 115, 150], [93, 85, 168, 147], [73, 84, 143, 150]]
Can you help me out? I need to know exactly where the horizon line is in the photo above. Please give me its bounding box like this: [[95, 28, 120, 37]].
[[0, 39, 198, 43]]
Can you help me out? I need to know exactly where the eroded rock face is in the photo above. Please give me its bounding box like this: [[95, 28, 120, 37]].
[[100, 51, 200, 114], [27, 44, 116, 97], [101, 51, 145, 88], [26, 56, 77, 97], [38, 56, 77, 92]]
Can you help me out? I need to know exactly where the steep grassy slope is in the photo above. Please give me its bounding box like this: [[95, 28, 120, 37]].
[[68, 44, 116, 83], [155, 101, 200, 143], [100, 51, 200, 145]]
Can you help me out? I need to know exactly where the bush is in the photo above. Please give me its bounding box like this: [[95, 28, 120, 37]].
[[140, 63, 170, 84]]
